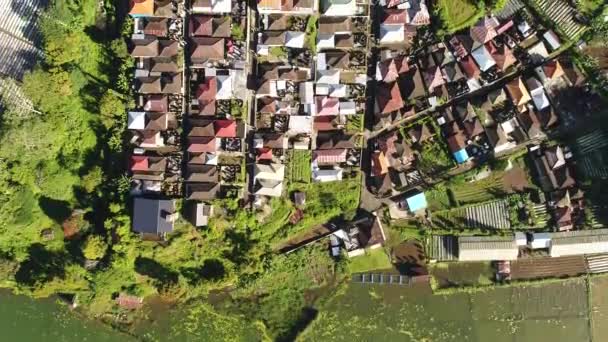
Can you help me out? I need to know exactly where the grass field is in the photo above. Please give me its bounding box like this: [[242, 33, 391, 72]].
[[348, 248, 394, 273], [590, 275, 608, 341], [288, 150, 312, 184], [299, 278, 591, 341], [437, 0, 484, 33]]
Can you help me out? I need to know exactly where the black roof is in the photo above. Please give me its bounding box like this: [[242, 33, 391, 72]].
[[132, 198, 175, 234]]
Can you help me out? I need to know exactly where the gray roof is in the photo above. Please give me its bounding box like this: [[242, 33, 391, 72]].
[[132, 198, 175, 234], [551, 229, 608, 245]]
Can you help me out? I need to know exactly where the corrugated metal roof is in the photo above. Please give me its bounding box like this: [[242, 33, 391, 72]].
[[551, 229, 608, 245], [459, 235, 517, 250]]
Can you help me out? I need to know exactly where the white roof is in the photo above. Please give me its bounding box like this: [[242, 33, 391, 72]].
[[317, 53, 327, 70], [329, 84, 347, 98], [467, 78, 481, 91], [530, 233, 551, 249], [128, 111, 146, 130], [299, 82, 314, 104], [313, 168, 343, 182], [216, 74, 233, 100], [255, 179, 284, 197], [355, 73, 367, 85], [206, 154, 218, 165], [317, 69, 340, 85], [472, 45, 496, 72], [458, 236, 519, 261], [322, 0, 356, 16], [257, 44, 269, 56], [530, 87, 550, 110], [254, 163, 285, 181], [315, 83, 330, 96], [518, 21, 531, 36], [543, 30, 561, 51], [285, 31, 305, 48], [379, 24, 404, 44], [339, 101, 356, 115], [317, 33, 335, 51], [192, 0, 231, 13], [288, 115, 313, 135]]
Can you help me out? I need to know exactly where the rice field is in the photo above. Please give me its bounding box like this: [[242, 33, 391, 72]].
[[591, 274, 608, 341], [437, 0, 484, 33], [575, 130, 608, 179], [298, 278, 591, 341], [431, 200, 511, 230]]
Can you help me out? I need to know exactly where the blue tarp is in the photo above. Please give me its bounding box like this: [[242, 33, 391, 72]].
[[453, 149, 470, 164], [406, 193, 428, 212]]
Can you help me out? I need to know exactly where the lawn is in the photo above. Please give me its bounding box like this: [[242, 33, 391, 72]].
[[591, 274, 608, 341], [299, 278, 591, 341], [348, 248, 394, 273], [437, 0, 484, 33]]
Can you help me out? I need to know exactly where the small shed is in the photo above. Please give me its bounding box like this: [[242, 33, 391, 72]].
[[406, 193, 427, 213]]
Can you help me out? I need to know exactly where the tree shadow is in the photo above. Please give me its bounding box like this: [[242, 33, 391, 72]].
[[135, 257, 178, 284], [180, 259, 226, 284], [277, 307, 318, 342], [15, 243, 67, 287], [38, 196, 71, 224]]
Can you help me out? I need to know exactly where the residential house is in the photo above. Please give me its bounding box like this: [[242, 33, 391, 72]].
[[321, 0, 356, 16], [505, 78, 531, 112], [189, 15, 231, 37], [185, 182, 220, 200], [185, 164, 219, 183], [189, 202, 213, 227], [375, 81, 404, 114], [190, 37, 225, 66], [526, 77, 550, 111], [132, 198, 176, 237], [533, 145, 575, 191], [257, 0, 316, 14], [254, 163, 285, 197], [192, 0, 232, 13], [549, 229, 608, 257]]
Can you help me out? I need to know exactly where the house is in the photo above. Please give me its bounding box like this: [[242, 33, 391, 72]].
[[312, 168, 343, 182], [214, 120, 237, 138], [188, 136, 217, 153], [190, 37, 225, 66], [316, 134, 356, 150], [189, 16, 231, 37], [257, 0, 315, 14], [376, 55, 409, 82], [535, 60, 565, 84], [254, 163, 285, 197], [128, 112, 169, 131], [333, 216, 387, 257], [526, 77, 550, 111], [142, 95, 168, 112], [458, 235, 519, 261], [441, 62, 465, 83], [543, 30, 561, 51], [486, 124, 515, 154], [132, 197, 176, 236], [371, 151, 389, 176], [129, 0, 154, 17], [405, 192, 427, 213], [188, 119, 215, 137], [446, 131, 469, 164], [185, 182, 220, 200], [527, 41, 549, 63], [185, 164, 219, 183], [321, 0, 356, 17], [517, 110, 544, 140], [470, 16, 499, 47], [318, 51, 349, 70], [315, 96, 340, 116], [314, 149, 348, 165], [319, 16, 352, 34], [139, 18, 169, 37], [130, 156, 167, 173], [424, 67, 445, 92], [400, 66, 426, 100], [190, 202, 212, 227], [254, 133, 288, 149], [449, 35, 474, 58], [287, 115, 313, 136], [138, 131, 164, 148], [534, 145, 575, 191], [549, 229, 608, 257], [459, 55, 481, 83], [471, 45, 496, 72], [505, 78, 531, 112], [486, 42, 517, 72], [192, 0, 232, 13], [375, 82, 404, 114], [379, 10, 409, 45]]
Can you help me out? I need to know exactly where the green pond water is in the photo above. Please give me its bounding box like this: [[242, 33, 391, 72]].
[[0, 291, 134, 341]]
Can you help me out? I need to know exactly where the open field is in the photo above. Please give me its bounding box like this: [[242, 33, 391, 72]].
[[450, 167, 529, 205], [430, 261, 494, 288], [298, 278, 591, 341], [437, 0, 484, 33]]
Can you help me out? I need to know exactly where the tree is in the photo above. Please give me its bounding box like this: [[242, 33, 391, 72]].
[[99, 91, 125, 129], [82, 235, 107, 260], [81, 166, 103, 193]]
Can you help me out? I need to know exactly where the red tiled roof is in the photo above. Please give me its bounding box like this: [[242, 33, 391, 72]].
[[197, 77, 217, 101], [214, 120, 237, 138], [470, 17, 498, 44], [313, 149, 347, 164], [382, 9, 407, 25], [199, 99, 216, 116], [256, 148, 273, 161], [376, 82, 403, 114], [315, 96, 339, 116], [130, 156, 149, 171], [459, 55, 480, 79], [543, 60, 565, 79], [314, 116, 337, 131], [188, 137, 216, 153]]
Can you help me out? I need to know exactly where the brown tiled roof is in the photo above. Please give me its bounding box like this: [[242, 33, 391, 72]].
[[463, 118, 484, 138], [159, 40, 178, 57], [267, 15, 289, 31], [400, 66, 426, 99], [261, 31, 286, 45], [318, 16, 352, 34], [446, 132, 467, 153], [487, 42, 516, 71], [144, 18, 168, 36], [188, 119, 215, 137], [185, 165, 219, 183], [263, 133, 287, 149], [131, 39, 159, 57], [145, 112, 168, 130], [186, 183, 220, 201], [316, 134, 356, 150], [325, 51, 349, 69], [143, 95, 168, 112], [259, 64, 280, 80], [459, 55, 480, 79], [150, 58, 178, 73], [258, 97, 277, 113], [335, 34, 354, 48], [191, 37, 225, 63], [408, 124, 432, 143]]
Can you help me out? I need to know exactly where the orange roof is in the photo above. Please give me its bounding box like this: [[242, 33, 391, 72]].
[[371, 151, 389, 176], [214, 120, 237, 138], [505, 78, 531, 107], [544, 60, 565, 80], [129, 0, 154, 16]]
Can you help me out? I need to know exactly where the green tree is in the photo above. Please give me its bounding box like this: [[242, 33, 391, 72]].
[[99, 91, 125, 129], [81, 166, 103, 193], [82, 235, 107, 260]]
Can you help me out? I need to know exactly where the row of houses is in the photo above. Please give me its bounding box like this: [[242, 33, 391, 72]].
[[430, 229, 608, 262]]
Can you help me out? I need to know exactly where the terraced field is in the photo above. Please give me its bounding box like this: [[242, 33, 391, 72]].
[[575, 130, 608, 179], [532, 0, 587, 39], [432, 200, 511, 230], [288, 150, 311, 184]]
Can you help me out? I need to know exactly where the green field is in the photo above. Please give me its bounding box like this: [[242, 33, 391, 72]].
[[348, 248, 393, 273], [288, 150, 312, 184], [437, 0, 484, 33], [590, 275, 608, 341], [299, 278, 591, 341]]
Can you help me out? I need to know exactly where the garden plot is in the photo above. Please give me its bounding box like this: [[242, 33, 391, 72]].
[[287, 150, 311, 184], [432, 200, 511, 230], [510, 256, 587, 280], [575, 130, 608, 179]]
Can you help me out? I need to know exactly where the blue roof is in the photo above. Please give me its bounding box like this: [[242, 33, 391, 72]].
[[453, 148, 470, 164], [406, 193, 428, 212]]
